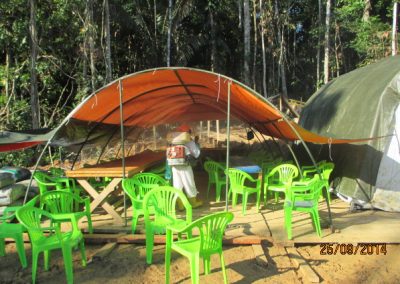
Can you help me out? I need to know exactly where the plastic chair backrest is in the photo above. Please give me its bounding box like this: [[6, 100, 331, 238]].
[[49, 167, 65, 177], [204, 161, 225, 180], [143, 186, 192, 224], [320, 162, 334, 180], [16, 206, 53, 243], [124, 173, 167, 200], [40, 191, 77, 214], [269, 164, 299, 184], [226, 168, 252, 189], [193, 212, 234, 253]]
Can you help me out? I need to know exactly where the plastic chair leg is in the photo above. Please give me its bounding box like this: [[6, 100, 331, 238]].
[[242, 193, 248, 215], [220, 252, 228, 284], [0, 238, 5, 256], [256, 190, 261, 212], [61, 246, 74, 284], [145, 227, 154, 264], [32, 249, 39, 284], [131, 212, 140, 234], [15, 234, 27, 268], [216, 184, 222, 202], [232, 193, 238, 207], [87, 214, 93, 234], [79, 239, 87, 267], [165, 231, 172, 284], [189, 254, 200, 284], [44, 250, 50, 271], [203, 256, 211, 275], [284, 207, 292, 240]]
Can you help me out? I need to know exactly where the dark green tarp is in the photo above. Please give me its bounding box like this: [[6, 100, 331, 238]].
[[299, 56, 400, 209]]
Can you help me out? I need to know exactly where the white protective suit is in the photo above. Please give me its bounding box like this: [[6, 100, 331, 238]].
[[171, 140, 200, 198]]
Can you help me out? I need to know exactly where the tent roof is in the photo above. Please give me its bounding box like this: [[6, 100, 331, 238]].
[[300, 55, 400, 138], [66, 67, 368, 144], [0, 129, 55, 152]]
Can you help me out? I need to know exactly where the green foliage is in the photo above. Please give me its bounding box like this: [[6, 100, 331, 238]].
[[0, 0, 397, 167]]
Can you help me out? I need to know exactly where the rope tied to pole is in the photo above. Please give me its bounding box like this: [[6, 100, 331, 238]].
[[328, 137, 333, 161]]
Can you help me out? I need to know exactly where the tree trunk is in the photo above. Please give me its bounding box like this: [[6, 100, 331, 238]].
[[324, 0, 331, 84], [243, 0, 251, 86], [334, 20, 340, 77], [259, 0, 267, 97], [238, 0, 242, 29], [210, 9, 217, 72], [87, 0, 96, 92], [274, 0, 288, 97], [29, 0, 40, 129], [316, 0, 322, 89], [167, 0, 173, 66], [252, 0, 258, 90], [392, 2, 398, 56], [154, 0, 158, 64], [104, 0, 112, 83], [5, 49, 10, 124], [363, 0, 372, 22]]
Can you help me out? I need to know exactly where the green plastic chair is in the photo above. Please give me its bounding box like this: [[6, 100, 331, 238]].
[[300, 161, 334, 204], [284, 174, 324, 240], [33, 171, 78, 196], [226, 168, 261, 215], [264, 163, 299, 204], [16, 206, 87, 284], [143, 186, 192, 264], [0, 196, 40, 268], [204, 160, 226, 202], [0, 206, 28, 268], [40, 190, 93, 234], [122, 173, 168, 233], [165, 211, 234, 284], [49, 167, 65, 177]]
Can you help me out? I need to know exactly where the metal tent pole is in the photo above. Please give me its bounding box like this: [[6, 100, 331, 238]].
[[118, 80, 127, 227], [225, 81, 232, 211]]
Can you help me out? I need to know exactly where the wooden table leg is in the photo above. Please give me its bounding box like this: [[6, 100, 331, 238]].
[[77, 178, 124, 224]]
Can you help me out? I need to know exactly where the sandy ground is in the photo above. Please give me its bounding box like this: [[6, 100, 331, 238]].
[[1, 241, 400, 283]]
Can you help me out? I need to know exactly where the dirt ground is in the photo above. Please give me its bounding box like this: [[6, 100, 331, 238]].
[[1, 241, 400, 283]]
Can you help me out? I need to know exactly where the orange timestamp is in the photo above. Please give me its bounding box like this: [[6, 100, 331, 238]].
[[320, 243, 387, 255]]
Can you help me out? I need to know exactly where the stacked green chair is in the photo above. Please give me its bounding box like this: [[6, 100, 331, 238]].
[[33, 171, 77, 195], [122, 173, 168, 233], [143, 186, 192, 264], [284, 174, 324, 239], [40, 190, 93, 234], [49, 167, 65, 177], [0, 196, 39, 268], [264, 163, 299, 204], [0, 206, 28, 268], [16, 206, 87, 284], [165, 211, 234, 284], [300, 161, 334, 203], [226, 168, 261, 215], [204, 160, 226, 202]]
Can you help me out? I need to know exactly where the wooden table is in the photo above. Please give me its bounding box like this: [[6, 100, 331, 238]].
[[65, 150, 165, 224]]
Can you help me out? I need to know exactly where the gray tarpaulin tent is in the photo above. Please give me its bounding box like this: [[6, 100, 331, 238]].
[[299, 55, 400, 211]]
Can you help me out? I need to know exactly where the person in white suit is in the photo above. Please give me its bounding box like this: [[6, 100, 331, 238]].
[[167, 125, 203, 208]]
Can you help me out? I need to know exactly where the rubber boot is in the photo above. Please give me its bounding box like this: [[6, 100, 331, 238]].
[[177, 198, 185, 211], [188, 197, 203, 209]]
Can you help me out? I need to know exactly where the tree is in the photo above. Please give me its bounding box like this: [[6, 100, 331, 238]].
[[103, 0, 112, 83], [29, 0, 40, 129], [243, 0, 251, 86], [324, 0, 331, 84]]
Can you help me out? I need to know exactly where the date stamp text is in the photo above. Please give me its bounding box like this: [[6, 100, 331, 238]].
[[320, 243, 387, 255]]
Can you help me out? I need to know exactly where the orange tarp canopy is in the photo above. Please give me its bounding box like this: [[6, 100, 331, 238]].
[[70, 68, 366, 144]]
